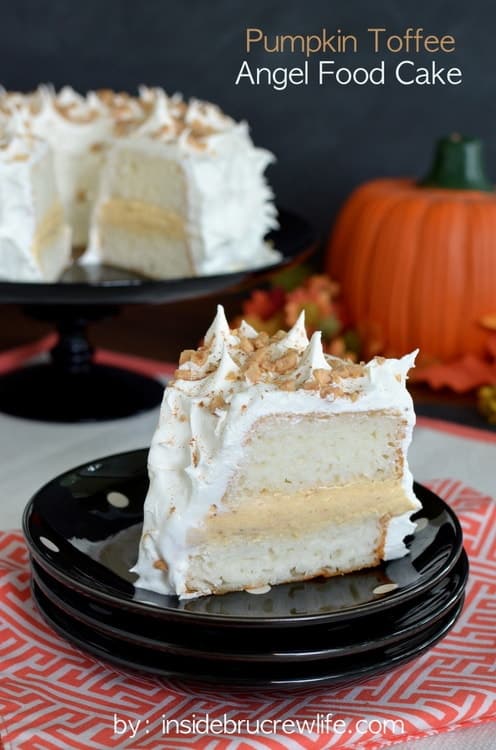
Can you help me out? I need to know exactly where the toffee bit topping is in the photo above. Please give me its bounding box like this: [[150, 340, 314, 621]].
[[189, 437, 201, 467], [254, 331, 270, 349], [54, 102, 100, 124], [245, 361, 263, 384], [303, 378, 320, 391], [279, 378, 297, 391], [186, 134, 209, 151], [152, 121, 186, 140], [209, 393, 227, 412], [172, 100, 188, 117], [192, 446, 200, 467], [0, 87, 232, 152], [174, 368, 205, 381], [333, 362, 365, 379], [153, 559, 168, 571], [238, 335, 255, 354], [313, 368, 332, 385], [249, 348, 266, 365], [179, 348, 208, 367], [173, 307, 371, 402], [321, 384, 345, 399], [189, 119, 217, 138], [273, 350, 298, 374]]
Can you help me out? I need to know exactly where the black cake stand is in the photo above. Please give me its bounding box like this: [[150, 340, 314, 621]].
[[0, 210, 315, 423]]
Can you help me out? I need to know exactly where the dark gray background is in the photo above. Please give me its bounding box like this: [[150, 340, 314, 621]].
[[1, 0, 493, 236]]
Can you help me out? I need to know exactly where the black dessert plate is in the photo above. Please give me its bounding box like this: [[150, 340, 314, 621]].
[[0, 209, 315, 305], [30, 551, 469, 663], [23, 449, 464, 629], [31, 580, 465, 688]]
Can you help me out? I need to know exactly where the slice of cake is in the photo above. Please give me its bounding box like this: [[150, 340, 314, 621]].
[[82, 93, 279, 278], [133, 306, 421, 599], [0, 128, 71, 281]]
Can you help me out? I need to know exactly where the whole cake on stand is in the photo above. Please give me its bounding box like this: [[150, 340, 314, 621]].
[[0, 87, 314, 422]]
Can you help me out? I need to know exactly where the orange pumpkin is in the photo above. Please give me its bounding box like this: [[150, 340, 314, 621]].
[[326, 135, 496, 363]]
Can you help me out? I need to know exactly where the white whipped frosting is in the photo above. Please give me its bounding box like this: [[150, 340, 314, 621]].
[[133, 306, 420, 598], [1, 86, 117, 245], [0, 128, 71, 281]]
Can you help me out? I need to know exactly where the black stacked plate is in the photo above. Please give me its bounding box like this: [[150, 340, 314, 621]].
[[23, 449, 468, 689]]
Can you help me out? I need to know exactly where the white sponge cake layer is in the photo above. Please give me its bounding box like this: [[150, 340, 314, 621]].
[[96, 145, 188, 212], [187, 516, 387, 596], [92, 222, 192, 279], [228, 412, 404, 499]]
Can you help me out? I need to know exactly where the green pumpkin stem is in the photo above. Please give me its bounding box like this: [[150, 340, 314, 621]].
[[419, 135, 493, 191]]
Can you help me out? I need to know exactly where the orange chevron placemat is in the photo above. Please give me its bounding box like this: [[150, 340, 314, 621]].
[[0, 480, 495, 750]]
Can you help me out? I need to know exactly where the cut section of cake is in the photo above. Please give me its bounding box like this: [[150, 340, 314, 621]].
[[133, 306, 421, 599], [0, 128, 71, 281], [83, 94, 279, 278]]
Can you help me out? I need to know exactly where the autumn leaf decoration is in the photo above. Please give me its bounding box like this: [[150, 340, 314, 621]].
[[234, 269, 366, 361]]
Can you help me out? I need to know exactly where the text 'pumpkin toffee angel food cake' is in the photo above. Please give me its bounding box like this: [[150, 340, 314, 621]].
[[0, 85, 279, 281], [133, 307, 421, 599]]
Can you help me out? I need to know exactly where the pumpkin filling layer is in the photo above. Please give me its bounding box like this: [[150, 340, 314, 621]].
[[31, 203, 66, 257], [98, 199, 186, 239], [193, 480, 413, 544]]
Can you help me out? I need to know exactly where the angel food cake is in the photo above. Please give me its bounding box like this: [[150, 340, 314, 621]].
[[0, 85, 278, 280], [133, 307, 421, 599]]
